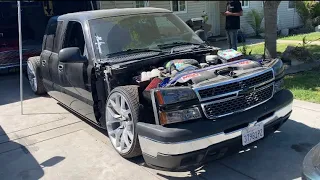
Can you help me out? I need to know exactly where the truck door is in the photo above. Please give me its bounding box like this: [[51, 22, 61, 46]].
[[57, 21, 97, 123], [47, 20, 64, 101], [39, 17, 61, 99]]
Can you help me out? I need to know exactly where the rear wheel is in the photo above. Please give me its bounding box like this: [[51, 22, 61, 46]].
[[27, 57, 46, 95], [105, 86, 141, 158]]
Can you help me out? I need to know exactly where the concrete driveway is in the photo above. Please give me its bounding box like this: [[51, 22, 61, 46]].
[[0, 74, 319, 180]]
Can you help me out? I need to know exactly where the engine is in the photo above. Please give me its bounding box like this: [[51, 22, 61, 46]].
[[133, 57, 262, 90]]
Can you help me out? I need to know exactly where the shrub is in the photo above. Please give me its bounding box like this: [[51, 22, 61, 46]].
[[296, 1, 320, 27], [246, 9, 264, 37]]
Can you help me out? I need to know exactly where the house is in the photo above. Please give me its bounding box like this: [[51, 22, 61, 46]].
[[97, 1, 302, 37]]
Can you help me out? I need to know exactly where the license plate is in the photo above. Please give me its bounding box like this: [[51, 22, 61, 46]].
[[242, 122, 264, 146]]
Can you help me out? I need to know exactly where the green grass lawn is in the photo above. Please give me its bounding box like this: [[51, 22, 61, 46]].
[[284, 67, 320, 104], [280, 32, 320, 41], [238, 43, 295, 55], [239, 43, 320, 59]]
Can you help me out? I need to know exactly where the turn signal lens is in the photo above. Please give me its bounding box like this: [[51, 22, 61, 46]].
[[159, 107, 202, 125]]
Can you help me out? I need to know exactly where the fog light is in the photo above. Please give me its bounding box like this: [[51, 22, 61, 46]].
[[159, 107, 202, 125]]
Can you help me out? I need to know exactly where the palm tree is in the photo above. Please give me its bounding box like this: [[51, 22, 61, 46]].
[[263, 1, 281, 58]]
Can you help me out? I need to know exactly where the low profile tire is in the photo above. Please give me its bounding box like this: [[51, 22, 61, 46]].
[[105, 86, 141, 158], [27, 57, 46, 95]]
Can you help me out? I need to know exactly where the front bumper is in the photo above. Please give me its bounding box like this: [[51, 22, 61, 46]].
[[137, 89, 293, 170]]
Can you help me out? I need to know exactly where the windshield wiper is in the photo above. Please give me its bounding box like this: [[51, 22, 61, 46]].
[[157, 41, 203, 48], [106, 48, 164, 58], [157, 41, 207, 54]]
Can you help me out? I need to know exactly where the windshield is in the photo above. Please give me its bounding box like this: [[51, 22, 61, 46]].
[[89, 12, 203, 58]]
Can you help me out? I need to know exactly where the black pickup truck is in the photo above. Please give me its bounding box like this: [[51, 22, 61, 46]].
[[27, 8, 293, 170]]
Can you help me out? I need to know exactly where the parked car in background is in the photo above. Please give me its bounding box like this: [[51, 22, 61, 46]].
[[27, 8, 293, 170]]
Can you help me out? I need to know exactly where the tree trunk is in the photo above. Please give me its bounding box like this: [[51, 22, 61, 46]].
[[264, 1, 281, 58]]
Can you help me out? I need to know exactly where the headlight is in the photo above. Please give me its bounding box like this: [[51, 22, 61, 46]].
[[159, 107, 202, 125], [270, 59, 285, 77], [270, 59, 285, 93], [155, 87, 197, 105]]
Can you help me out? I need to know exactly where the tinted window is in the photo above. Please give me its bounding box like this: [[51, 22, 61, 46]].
[[53, 21, 63, 53], [43, 19, 57, 51], [63, 21, 85, 55]]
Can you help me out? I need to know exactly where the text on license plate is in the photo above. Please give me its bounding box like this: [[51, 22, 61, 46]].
[[242, 123, 264, 146]]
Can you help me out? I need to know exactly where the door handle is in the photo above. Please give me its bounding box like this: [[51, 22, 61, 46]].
[[41, 60, 46, 66], [58, 64, 64, 72]]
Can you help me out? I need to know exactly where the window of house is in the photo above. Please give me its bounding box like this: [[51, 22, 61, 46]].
[[288, 1, 295, 9], [241, 0, 249, 8], [135, 1, 145, 8], [171, 1, 186, 12]]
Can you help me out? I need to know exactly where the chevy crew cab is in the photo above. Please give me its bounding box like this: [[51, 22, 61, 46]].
[[27, 8, 293, 170]]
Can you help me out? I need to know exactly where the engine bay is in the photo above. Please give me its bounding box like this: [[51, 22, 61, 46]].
[[105, 49, 275, 98], [131, 57, 264, 90]]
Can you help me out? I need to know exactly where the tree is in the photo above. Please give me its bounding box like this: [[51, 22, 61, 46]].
[[263, 1, 281, 58]]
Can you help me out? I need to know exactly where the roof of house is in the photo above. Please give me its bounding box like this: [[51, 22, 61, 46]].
[[57, 7, 172, 22]]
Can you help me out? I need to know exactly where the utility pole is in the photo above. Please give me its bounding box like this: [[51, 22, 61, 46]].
[[17, 1, 23, 115]]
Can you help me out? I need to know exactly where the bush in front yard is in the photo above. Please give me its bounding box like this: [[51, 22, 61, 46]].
[[246, 9, 264, 37], [296, 1, 320, 28]]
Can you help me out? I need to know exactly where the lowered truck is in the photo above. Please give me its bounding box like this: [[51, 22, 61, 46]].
[[27, 8, 293, 170]]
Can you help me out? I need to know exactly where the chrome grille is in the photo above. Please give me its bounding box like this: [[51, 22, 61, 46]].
[[197, 70, 274, 100], [202, 84, 274, 119]]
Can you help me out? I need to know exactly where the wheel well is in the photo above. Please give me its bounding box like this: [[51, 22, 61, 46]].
[[91, 70, 103, 126], [91, 70, 157, 127]]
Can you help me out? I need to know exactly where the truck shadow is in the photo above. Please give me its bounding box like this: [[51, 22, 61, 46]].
[[149, 118, 320, 180], [0, 126, 65, 180]]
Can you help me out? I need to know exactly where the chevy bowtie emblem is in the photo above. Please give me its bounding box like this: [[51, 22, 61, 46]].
[[246, 91, 259, 104]]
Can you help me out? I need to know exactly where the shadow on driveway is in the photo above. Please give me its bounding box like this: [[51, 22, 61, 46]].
[[0, 126, 64, 180]]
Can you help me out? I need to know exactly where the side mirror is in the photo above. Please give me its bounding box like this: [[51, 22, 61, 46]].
[[195, 29, 207, 42], [58, 47, 87, 63]]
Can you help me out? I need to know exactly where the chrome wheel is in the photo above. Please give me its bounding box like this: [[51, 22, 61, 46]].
[[27, 61, 37, 92], [106, 92, 134, 154]]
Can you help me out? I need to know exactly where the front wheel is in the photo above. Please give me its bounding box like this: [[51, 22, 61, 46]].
[[105, 86, 141, 158]]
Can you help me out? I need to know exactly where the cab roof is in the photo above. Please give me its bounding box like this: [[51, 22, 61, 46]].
[[56, 7, 172, 22]]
